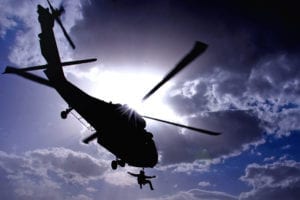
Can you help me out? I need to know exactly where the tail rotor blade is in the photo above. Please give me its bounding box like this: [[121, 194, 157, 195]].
[[143, 115, 221, 136], [47, 0, 55, 13], [47, 0, 76, 49], [142, 41, 207, 101], [56, 17, 76, 49]]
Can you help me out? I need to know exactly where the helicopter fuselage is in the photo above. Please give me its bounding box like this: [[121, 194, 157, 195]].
[[38, 4, 158, 169], [51, 75, 158, 169]]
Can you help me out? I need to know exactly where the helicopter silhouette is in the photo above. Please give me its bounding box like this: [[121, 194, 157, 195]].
[[3, 1, 221, 171]]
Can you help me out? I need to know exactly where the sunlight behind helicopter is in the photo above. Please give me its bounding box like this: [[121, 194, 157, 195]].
[[70, 65, 187, 128]]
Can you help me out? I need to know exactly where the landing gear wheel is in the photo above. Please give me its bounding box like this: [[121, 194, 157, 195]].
[[111, 160, 118, 170], [111, 159, 125, 169], [61, 111, 67, 119], [60, 107, 73, 119]]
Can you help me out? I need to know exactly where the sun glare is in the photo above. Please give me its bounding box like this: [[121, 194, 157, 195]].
[[84, 67, 185, 126]]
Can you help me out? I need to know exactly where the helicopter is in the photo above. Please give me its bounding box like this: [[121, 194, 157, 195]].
[[3, 1, 221, 171]]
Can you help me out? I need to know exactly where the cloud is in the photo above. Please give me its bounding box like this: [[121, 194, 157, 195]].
[[142, 159, 300, 200], [103, 169, 136, 187], [159, 51, 300, 169], [239, 160, 300, 200], [26, 147, 107, 184], [154, 110, 263, 172], [244, 53, 300, 137], [281, 145, 291, 150], [247, 54, 300, 101], [142, 189, 237, 200], [0, 0, 43, 65], [0, 148, 108, 200], [1, 0, 88, 66], [66, 194, 93, 200], [198, 181, 211, 187], [0, 0, 30, 38], [168, 52, 300, 134], [263, 156, 275, 162]]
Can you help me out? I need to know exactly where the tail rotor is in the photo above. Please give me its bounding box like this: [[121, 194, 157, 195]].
[[47, 0, 76, 49]]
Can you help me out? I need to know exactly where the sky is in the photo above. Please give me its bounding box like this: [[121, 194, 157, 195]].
[[0, 0, 300, 199]]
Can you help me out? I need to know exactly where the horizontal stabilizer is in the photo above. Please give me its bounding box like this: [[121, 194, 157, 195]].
[[82, 132, 99, 144], [7, 58, 97, 72], [3, 66, 53, 88]]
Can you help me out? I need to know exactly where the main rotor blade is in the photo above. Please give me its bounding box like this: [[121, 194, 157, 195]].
[[142, 41, 208, 101], [143, 115, 221, 136], [11, 58, 97, 72], [47, 0, 76, 49]]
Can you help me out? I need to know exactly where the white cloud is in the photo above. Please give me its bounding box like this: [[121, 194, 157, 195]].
[[26, 147, 107, 184], [0, 0, 31, 38], [263, 156, 275, 162], [171, 79, 200, 99], [86, 187, 97, 192], [0, 0, 43, 65], [66, 194, 93, 200], [1, 0, 87, 66], [157, 159, 213, 174], [198, 181, 211, 187], [142, 189, 237, 200], [103, 169, 136, 187], [239, 160, 300, 200], [0, 148, 108, 200], [281, 144, 291, 150], [142, 159, 300, 200]]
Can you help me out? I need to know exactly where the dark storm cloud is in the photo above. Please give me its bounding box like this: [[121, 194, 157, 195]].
[[240, 159, 300, 200], [247, 53, 300, 101], [154, 110, 263, 167], [73, 0, 300, 67]]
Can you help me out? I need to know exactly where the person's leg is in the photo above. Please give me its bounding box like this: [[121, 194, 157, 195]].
[[145, 180, 154, 190]]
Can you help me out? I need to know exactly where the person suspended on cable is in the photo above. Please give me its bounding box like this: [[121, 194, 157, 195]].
[[128, 170, 156, 190]]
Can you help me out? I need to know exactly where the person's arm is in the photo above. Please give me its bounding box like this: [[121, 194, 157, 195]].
[[127, 172, 138, 177], [145, 175, 156, 179]]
